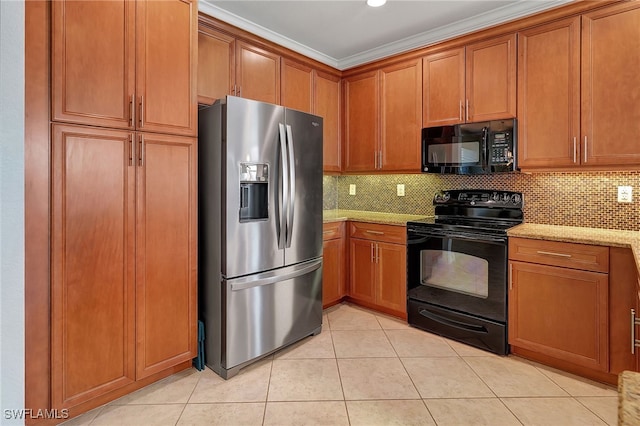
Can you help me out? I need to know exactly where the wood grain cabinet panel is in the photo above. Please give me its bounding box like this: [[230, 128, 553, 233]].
[[315, 71, 341, 172], [349, 223, 407, 318], [465, 34, 517, 122], [581, 3, 640, 167], [136, 133, 197, 379], [517, 17, 581, 168], [52, 0, 197, 136], [422, 34, 516, 127], [509, 260, 609, 372], [236, 41, 281, 104], [52, 0, 136, 129], [350, 238, 377, 304], [281, 59, 313, 113], [322, 222, 346, 308], [380, 59, 422, 172], [344, 71, 379, 172], [197, 27, 235, 105], [422, 47, 465, 127], [136, 0, 197, 137], [51, 124, 136, 409]]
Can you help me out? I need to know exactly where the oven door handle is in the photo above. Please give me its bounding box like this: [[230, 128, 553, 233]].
[[419, 309, 489, 334], [408, 232, 506, 244]]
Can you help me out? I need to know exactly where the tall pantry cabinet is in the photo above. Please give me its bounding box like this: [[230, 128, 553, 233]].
[[50, 0, 197, 410]]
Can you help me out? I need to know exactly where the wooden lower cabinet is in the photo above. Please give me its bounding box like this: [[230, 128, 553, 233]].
[[509, 260, 609, 372], [322, 222, 346, 308], [348, 222, 407, 318], [509, 237, 640, 385], [51, 124, 197, 408]]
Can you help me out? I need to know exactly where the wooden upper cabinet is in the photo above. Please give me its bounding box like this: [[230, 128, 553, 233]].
[[51, 124, 136, 409], [236, 41, 281, 104], [281, 59, 313, 113], [344, 71, 379, 172], [380, 59, 422, 171], [422, 34, 516, 127], [315, 71, 342, 172], [136, 0, 197, 137], [466, 33, 517, 122], [52, 0, 197, 136], [197, 27, 235, 105], [582, 2, 640, 167], [422, 47, 465, 127], [517, 17, 581, 169], [52, 0, 136, 129], [136, 132, 197, 379]]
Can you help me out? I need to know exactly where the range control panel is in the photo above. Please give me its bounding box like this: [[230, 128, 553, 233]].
[[434, 190, 523, 208]]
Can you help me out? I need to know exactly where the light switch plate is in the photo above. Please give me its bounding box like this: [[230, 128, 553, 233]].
[[349, 184, 356, 196], [617, 186, 633, 203], [397, 184, 405, 196]]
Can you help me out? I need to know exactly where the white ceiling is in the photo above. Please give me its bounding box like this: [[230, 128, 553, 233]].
[[198, 0, 573, 70]]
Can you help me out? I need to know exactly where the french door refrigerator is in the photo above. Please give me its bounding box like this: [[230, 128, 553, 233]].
[[198, 96, 323, 379]]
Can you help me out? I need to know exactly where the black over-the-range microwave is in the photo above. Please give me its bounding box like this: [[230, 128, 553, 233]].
[[422, 119, 517, 175]]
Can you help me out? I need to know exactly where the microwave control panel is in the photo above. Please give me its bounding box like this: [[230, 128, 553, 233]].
[[489, 131, 513, 164]]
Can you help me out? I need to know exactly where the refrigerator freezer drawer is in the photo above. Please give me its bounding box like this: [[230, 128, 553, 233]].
[[224, 258, 323, 372]]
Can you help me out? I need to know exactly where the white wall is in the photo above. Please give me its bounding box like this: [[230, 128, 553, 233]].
[[0, 0, 26, 424]]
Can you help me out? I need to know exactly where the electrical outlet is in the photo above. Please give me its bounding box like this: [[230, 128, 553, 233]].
[[617, 186, 633, 203], [397, 184, 405, 197], [349, 184, 356, 196]]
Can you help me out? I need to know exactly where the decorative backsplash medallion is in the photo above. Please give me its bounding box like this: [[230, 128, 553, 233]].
[[324, 171, 640, 231]]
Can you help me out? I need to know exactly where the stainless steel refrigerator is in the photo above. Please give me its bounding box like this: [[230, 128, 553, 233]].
[[198, 96, 323, 379]]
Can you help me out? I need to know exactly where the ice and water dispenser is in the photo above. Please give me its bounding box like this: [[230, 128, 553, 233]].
[[239, 163, 269, 222]]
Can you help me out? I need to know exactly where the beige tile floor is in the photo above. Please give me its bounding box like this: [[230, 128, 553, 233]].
[[63, 303, 618, 426]]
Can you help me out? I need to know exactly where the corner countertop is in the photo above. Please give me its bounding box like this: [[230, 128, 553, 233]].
[[323, 209, 431, 226], [507, 223, 640, 273]]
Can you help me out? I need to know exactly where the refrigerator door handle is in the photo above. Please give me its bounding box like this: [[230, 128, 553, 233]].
[[229, 258, 322, 291], [278, 123, 289, 249], [285, 124, 296, 248]]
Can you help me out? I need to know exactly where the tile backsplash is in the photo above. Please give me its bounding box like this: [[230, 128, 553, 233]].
[[323, 171, 640, 231]]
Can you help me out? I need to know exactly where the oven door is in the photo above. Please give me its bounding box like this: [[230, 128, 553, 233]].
[[407, 227, 507, 323]]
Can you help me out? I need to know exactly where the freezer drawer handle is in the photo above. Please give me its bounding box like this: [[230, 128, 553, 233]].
[[229, 259, 322, 291]]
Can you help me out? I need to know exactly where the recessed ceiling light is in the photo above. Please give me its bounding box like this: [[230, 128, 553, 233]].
[[367, 0, 387, 7]]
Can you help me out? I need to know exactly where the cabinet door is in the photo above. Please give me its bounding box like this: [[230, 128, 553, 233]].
[[509, 261, 609, 372], [466, 33, 517, 122], [315, 71, 341, 172], [422, 47, 465, 126], [51, 125, 135, 409], [323, 237, 345, 308], [236, 41, 281, 104], [380, 59, 422, 172], [349, 238, 376, 303], [136, 133, 197, 379], [582, 3, 640, 166], [609, 247, 638, 375], [281, 59, 313, 113], [517, 18, 580, 169], [197, 27, 235, 105], [52, 0, 135, 129], [344, 71, 379, 172], [136, 0, 197, 136], [376, 242, 407, 315]]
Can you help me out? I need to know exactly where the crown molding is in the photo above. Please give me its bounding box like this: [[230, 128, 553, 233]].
[[198, 1, 340, 69], [199, 0, 573, 71]]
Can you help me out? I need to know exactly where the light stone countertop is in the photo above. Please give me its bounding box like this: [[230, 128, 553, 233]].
[[323, 209, 431, 226], [507, 223, 640, 274]]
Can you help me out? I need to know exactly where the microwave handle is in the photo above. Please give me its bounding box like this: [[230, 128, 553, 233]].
[[482, 127, 489, 169]]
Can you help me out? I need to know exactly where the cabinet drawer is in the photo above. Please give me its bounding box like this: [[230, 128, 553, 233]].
[[509, 237, 609, 273], [323, 222, 344, 241], [350, 222, 406, 244]]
